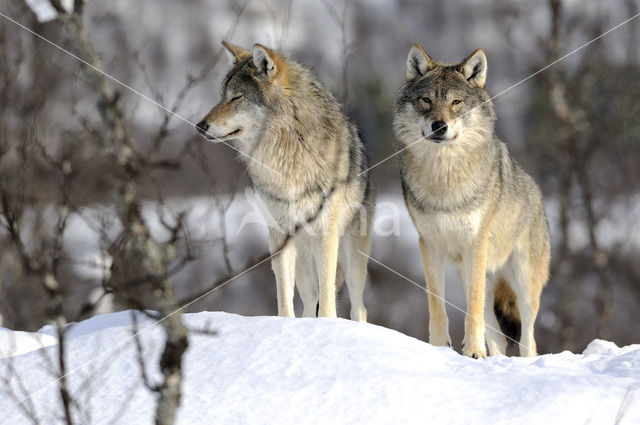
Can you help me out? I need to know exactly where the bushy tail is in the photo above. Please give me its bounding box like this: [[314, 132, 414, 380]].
[[493, 277, 521, 345]]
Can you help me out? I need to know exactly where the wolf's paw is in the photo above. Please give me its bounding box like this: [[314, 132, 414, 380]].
[[429, 336, 452, 348], [461, 342, 486, 359]]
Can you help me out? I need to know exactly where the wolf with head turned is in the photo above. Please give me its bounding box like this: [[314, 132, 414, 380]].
[[197, 41, 374, 321], [393, 44, 550, 357]]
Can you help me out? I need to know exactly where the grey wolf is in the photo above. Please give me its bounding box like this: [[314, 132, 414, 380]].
[[392, 44, 550, 357], [197, 41, 374, 321]]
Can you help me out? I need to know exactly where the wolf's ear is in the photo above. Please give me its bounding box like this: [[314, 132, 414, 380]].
[[406, 44, 435, 82], [221, 40, 250, 62], [252, 44, 278, 78], [459, 49, 487, 89]]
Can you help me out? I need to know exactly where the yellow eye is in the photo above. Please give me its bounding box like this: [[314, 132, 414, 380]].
[[421, 97, 432, 104], [452, 99, 461, 105]]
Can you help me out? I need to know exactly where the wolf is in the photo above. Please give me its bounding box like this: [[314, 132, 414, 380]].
[[196, 41, 374, 321], [393, 44, 550, 357]]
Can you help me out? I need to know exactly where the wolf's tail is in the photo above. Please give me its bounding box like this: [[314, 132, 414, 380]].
[[493, 277, 521, 345]]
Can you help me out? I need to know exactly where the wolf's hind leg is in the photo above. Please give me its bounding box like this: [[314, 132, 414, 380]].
[[515, 285, 540, 357], [516, 274, 543, 357], [484, 275, 507, 356], [340, 231, 370, 322], [419, 236, 451, 347], [295, 247, 318, 318], [507, 250, 542, 357]]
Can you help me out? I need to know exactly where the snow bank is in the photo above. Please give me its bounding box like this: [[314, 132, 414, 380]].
[[1, 311, 639, 424], [0, 328, 57, 358]]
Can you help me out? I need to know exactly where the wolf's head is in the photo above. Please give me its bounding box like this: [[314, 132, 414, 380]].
[[196, 41, 288, 148], [393, 44, 496, 150]]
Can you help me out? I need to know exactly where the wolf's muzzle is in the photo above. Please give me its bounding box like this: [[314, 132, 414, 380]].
[[196, 120, 210, 135]]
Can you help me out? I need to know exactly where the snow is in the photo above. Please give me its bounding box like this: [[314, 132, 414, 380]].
[[24, 0, 74, 22], [24, 0, 58, 22], [1, 311, 639, 424], [0, 328, 57, 358]]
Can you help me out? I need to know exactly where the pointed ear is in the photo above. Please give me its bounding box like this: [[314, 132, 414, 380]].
[[459, 48, 487, 88], [252, 44, 278, 78], [221, 40, 250, 62], [406, 44, 435, 82]]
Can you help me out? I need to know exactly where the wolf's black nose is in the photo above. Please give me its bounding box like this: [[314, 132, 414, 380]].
[[431, 120, 448, 136], [196, 121, 210, 134]]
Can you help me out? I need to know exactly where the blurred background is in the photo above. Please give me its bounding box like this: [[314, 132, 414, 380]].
[[1, 0, 640, 354]]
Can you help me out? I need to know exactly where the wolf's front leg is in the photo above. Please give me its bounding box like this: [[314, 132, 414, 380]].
[[313, 206, 340, 319], [269, 229, 297, 317], [461, 231, 489, 359], [419, 236, 450, 347]]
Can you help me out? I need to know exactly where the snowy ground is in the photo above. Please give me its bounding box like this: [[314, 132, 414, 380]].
[[1, 311, 639, 424]]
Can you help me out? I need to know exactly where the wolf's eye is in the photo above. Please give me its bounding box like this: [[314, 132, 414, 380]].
[[421, 97, 432, 105], [231, 94, 244, 102], [452, 99, 462, 105]]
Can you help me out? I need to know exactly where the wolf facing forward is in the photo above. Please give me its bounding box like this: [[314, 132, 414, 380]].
[[393, 44, 550, 357], [197, 41, 374, 321]]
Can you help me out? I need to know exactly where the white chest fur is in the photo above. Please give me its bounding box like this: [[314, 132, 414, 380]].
[[410, 202, 484, 259]]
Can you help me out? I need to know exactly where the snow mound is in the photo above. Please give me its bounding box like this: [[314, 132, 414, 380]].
[[583, 339, 620, 355], [0, 328, 58, 358], [37, 309, 150, 340], [1, 312, 639, 424]]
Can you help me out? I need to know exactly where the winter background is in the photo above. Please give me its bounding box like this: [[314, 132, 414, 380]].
[[1, 0, 640, 423]]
